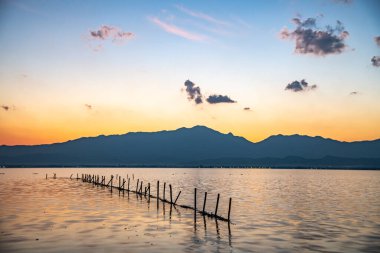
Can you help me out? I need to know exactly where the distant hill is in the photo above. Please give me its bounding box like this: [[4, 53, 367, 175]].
[[1, 125, 380, 168]]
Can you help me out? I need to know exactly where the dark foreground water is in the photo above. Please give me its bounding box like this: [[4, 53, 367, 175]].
[[0, 168, 379, 253]]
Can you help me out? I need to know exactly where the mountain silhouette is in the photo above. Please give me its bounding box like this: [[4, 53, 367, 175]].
[[1, 125, 379, 168]]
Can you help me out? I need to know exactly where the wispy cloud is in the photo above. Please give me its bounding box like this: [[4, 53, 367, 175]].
[[149, 17, 207, 42], [175, 5, 230, 27], [332, 0, 353, 4], [149, 5, 249, 42], [349, 91, 359, 95], [9, 1, 47, 17], [84, 104, 93, 110], [90, 25, 134, 43], [280, 17, 349, 56], [285, 79, 317, 92], [243, 107, 251, 111], [87, 25, 134, 51]]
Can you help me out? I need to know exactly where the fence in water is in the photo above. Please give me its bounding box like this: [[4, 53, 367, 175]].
[[47, 173, 233, 223]]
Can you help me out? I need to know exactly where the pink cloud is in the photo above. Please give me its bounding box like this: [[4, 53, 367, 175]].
[[90, 25, 134, 43], [176, 5, 230, 27], [149, 17, 207, 42]]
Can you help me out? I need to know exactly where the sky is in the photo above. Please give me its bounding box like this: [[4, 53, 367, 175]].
[[0, 0, 380, 145]]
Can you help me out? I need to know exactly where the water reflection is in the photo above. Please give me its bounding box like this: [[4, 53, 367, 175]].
[[1, 168, 380, 253]]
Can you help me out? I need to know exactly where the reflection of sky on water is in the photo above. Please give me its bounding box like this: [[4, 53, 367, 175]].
[[0, 168, 380, 252]]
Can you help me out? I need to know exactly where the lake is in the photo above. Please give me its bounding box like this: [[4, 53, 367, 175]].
[[0, 168, 379, 252]]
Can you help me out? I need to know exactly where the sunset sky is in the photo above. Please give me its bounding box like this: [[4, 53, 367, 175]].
[[1, 0, 380, 145]]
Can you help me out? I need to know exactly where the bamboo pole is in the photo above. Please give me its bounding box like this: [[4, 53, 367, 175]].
[[194, 188, 197, 211], [128, 178, 130, 191], [163, 182, 166, 201], [202, 192, 207, 214], [169, 184, 173, 204], [228, 198, 232, 222], [215, 193, 220, 217], [174, 191, 181, 205], [157, 181, 159, 201]]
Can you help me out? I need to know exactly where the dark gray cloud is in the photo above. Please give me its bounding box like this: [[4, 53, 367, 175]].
[[183, 80, 237, 105], [243, 107, 251, 111], [375, 36, 380, 47], [350, 91, 359, 95], [90, 25, 134, 42], [1, 105, 10, 111], [280, 17, 349, 56], [206, 95, 236, 104], [285, 79, 317, 92], [371, 56, 380, 67], [184, 80, 203, 104], [85, 104, 92, 110]]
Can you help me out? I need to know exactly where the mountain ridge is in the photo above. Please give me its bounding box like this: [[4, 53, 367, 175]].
[[2, 125, 379, 147], [1, 125, 380, 168]]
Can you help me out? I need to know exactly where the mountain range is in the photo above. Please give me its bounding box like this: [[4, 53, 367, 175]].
[[1, 126, 380, 168]]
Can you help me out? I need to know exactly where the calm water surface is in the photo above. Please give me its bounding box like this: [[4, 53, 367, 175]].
[[0, 168, 379, 252]]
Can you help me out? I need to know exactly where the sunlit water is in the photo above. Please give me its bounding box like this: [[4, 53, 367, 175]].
[[0, 168, 380, 253]]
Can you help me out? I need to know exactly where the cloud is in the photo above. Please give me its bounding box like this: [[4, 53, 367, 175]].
[[90, 25, 134, 43], [206, 95, 236, 104], [280, 17, 349, 56], [243, 107, 251, 111], [375, 36, 380, 47], [332, 0, 353, 4], [183, 80, 237, 105], [371, 56, 380, 67], [349, 91, 359, 95], [149, 17, 207, 42], [285, 79, 317, 92], [184, 80, 203, 104], [1, 105, 16, 111], [84, 104, 92, 110], [176, 5, 230, 27]]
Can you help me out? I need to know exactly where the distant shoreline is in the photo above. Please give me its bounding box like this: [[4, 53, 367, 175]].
[[1, 165, 379, 170]]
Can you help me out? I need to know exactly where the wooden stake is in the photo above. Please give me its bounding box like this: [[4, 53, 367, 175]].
[[202, 192, 207, 214], [169, 184, 173, 204], [194, 188, 197, 211], [163, 182, 166, 201], [128, 178, 130, 191], [228, 198, 232, 222], [136, 179, 139, 192], [139, 181, 143, 194], [174, 191, 181, 205], [215, 193, 220, 217], [157, 181, 159, 201]]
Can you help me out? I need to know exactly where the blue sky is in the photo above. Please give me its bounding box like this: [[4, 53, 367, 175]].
[[0, 0, 379, 144]]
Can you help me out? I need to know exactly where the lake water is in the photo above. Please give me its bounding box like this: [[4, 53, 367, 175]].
[[0, 168, 379, 253]]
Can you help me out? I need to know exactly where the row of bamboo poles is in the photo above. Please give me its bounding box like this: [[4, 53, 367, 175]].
[[62, 173, 233, 223]]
